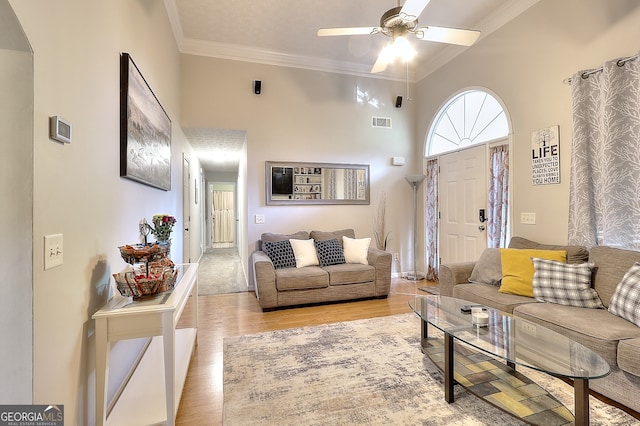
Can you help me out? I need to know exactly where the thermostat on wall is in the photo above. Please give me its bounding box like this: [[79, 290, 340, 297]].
[[49, 116, 72, 144], [392, 156, 405, 166]]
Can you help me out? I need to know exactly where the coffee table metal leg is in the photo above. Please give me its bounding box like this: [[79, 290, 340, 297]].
[[420, 319, 429, 353], [444, 332, 454, 403], [574, 378, 589, 426]]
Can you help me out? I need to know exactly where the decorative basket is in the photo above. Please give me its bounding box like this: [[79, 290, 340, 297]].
[[119, 242, 170, 265], [113, 267, 178, 298]]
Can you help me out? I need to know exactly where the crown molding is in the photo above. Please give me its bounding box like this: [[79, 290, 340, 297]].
[[165, 0, 539, 83], [179, 37, 414, 82]]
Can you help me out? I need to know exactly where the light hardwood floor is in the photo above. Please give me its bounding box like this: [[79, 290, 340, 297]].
[[175, 278, 428, 425]]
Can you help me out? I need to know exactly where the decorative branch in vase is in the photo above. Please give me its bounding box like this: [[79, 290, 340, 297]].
[[373, 192, 390, 251]]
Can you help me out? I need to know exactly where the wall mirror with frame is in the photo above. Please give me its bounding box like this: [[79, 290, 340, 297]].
[[266, 161, 370, 205]]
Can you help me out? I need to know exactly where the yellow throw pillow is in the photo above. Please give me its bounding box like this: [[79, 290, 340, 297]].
[[498, 248, 566, 297]]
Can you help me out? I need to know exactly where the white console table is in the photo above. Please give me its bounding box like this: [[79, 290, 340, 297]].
[[93, 263, 198, 426]]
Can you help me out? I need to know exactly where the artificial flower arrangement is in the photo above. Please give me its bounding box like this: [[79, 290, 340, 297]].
[[149, 214, 176, 242]]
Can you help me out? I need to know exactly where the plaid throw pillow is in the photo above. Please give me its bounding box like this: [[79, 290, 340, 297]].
[[609, 262, 640, 327], [314, 239, 346, 267], [532, 258, 603, 308], [263, 240, 296, 269]]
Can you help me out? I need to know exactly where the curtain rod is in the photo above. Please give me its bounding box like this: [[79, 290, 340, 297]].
[[563, 54, 639, 85]]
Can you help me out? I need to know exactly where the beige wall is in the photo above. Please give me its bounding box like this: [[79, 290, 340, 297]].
[[6, 0, 640, 422], [0, 8, 33, 402], [9, 0, 203, 423], [181, 55, 421, 275], [415, 0, 640, 245]]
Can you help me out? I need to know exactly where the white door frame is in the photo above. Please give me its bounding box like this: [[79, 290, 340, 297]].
[[182, 154, 191, 263]]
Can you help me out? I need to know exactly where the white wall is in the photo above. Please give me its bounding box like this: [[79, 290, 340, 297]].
[[9, 0, 203, 423], [0, 1, 33, 403], [181, 56, 420, 275], [415, 0, 640, 245]]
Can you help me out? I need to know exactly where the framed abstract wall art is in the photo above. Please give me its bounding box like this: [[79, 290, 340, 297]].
[[120, 52, 172, 190]]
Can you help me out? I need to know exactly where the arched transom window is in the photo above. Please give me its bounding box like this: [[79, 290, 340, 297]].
[[427, 89, 509, 156]]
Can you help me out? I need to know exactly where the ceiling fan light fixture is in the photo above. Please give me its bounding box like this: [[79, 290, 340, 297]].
[[392, 35, 416, 62]]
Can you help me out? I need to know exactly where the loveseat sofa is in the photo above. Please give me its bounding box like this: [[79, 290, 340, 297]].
[[439, 237, 640, 413], [250, 229, 392, 310]]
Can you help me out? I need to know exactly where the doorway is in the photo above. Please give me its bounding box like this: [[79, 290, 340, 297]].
[[438, 144, 488, 263], [211, 182, 236, 248], [424, 88, 511, 275]]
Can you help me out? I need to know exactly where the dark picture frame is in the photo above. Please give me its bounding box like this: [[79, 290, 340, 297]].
[[120, 52, 172, 190]]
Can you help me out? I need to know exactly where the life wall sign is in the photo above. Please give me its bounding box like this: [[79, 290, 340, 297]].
[[531, 125, 560, 185]]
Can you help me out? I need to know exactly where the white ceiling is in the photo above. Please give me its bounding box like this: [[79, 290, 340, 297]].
[[166, 0, 539, 173]]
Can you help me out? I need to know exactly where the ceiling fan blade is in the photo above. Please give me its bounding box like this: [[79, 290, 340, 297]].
[[400, 0, 432, 19], [416, 26, 480, 46], [317, 27, 378, 37], [370, 49, 390, 73]]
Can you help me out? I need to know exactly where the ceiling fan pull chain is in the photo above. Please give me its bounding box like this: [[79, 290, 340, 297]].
[[406, 62, 410, 101]]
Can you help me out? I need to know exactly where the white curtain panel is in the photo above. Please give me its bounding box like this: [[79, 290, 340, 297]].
[[568, 52, 640, 249], [213, 190, 235, 243]]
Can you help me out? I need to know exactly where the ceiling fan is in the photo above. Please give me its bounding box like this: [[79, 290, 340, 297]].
[[317, 0, 481, 73]]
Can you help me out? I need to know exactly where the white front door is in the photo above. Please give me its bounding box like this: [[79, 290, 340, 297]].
[[439, 144, 488, 264]]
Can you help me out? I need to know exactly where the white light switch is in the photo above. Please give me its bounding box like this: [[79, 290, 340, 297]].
[[44, 234, 64, 270], [255, 214, 265, 224]]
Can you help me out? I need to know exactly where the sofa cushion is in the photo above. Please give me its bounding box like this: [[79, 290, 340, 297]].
[[532, 258, 603, 308], [453, 283, 534, 314], [618, 338, 640, 377], [468, 248, 502, 285], [262, 240, 296, 269], [514, 302, 640, 366], [275, 266, 328, 290], [314, 238, 345, 267], [499, 249, 566, 297], [290, 238, 319, 268], [609, 262, 640, 327], [261, 230, 309, 243], [323, 263, 375, 286], [260, 230, 309, 251], [508, 236, 589, 264], [310, 229, 355, 247], [343, 236, 371, 265]]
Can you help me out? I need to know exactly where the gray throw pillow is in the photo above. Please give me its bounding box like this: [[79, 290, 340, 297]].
[[314, 239, 346, 267], [263, 240, 296, 269], [469, 248, 502, 285]]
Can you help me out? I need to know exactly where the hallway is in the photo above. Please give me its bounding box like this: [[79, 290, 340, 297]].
[[197, 247, 247, 295]]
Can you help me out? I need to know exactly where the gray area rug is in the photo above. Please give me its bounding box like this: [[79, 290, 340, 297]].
[[223, 314, 636, 425], [198, 247, 247, 295]]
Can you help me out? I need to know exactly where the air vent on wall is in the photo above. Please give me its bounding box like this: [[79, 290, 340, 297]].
[[372, 116, 392, 128]]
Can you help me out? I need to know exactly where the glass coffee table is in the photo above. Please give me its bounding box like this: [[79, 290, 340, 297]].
[[409, 295, 610, 426]]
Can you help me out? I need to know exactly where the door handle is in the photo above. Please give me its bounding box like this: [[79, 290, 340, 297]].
[[478, 225, 486, 232], [478, 209, 487, 223]]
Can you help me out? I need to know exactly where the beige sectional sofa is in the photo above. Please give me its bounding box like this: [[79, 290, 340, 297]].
[[250, 229, 392, 310], [439, 237, 640, 413]]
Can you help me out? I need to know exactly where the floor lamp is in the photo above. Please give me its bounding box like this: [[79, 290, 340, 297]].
[[405, 174, 426, 281]]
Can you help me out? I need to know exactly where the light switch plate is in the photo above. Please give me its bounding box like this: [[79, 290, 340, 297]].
[[255, 214, 265, 224], [44, 234, 64, 270], [520, 212, 536, 225]]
